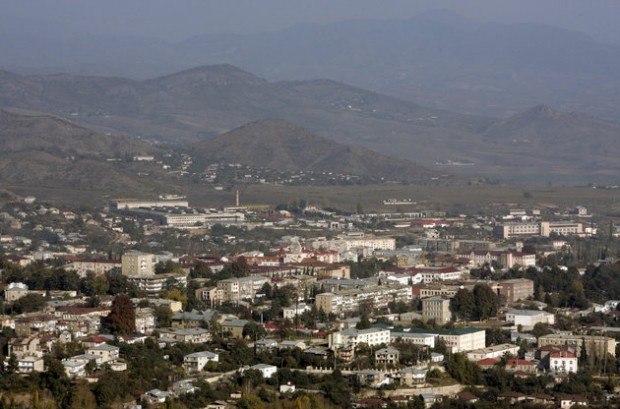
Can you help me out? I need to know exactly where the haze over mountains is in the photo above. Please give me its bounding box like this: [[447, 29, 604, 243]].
[[1, 63, 619, 184], [4, 10, 620, 121]]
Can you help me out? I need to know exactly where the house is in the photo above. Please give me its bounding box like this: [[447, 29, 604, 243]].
[[171, 309, 217, 329], [4, 282, 30, 302], [466, 343, 520, 361], [375, 348, 400, 366], [142, 389, 172, 404], [430, 352, 444, 363], [548, 351, 578, 374], [559, 395, 587, 409], [350, 370, 391, 388], [255, 339, 279, 350], [420, 393, 441, 409], [279, 340, 308, 350], [476, 358, 499, 370], [398, 367, 426, 386], [86, 343, 120, 363], [8, 336, 41, 358], [249, 363, 278, 379], [183, 351, 219, 373], [62, 359, 87, 378], [456, 391, 478, 404], [158, 328, 210, 344], [16, 356, 45, 373], [505, 358, 538, 373], [220, 319, 249, 339]]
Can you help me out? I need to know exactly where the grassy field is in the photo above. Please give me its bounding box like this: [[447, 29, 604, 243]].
[[7, 183, 620, 218]]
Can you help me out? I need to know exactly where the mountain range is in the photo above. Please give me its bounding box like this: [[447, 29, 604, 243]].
[[3, 10, 620, 121], [1, 64, 620, 183]]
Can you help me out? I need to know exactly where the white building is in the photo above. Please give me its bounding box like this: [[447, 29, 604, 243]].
[[249, 363, 278, 379], [466, 344, 520, 361], [183, 351, 219, 373], [505, 309, 555, 330], [549, 351, 578, 374], [390, 332, 436, 348], [328, 328, 391, 348]]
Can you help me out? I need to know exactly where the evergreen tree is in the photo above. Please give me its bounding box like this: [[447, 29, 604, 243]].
[[105, 294, 136, 335]]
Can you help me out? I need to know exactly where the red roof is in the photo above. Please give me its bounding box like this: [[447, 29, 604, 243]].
[[507, 359, 536, 366], [477, 358, 499, 366]]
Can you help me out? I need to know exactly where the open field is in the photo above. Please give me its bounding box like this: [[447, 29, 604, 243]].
[[7, 183, 620, 217]]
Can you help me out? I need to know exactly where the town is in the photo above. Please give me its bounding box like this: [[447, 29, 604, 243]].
[[1, 194, 620, 409]]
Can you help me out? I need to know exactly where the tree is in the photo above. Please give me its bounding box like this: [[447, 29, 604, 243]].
[[237, 393, 264, 409], [69, 383, 97, 409], [155, 305, 173, 327], [105, 294, 136, 335], [472, 284, 499, 321], [11, 293, 46, 314], [451, 289, 475, 321], [243, 321, 266, 340]]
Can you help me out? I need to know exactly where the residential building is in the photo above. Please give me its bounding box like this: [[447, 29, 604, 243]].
[[393, 327, 486, 353], [421, 296, 452, 324], [466, 344, 520, 361], [86, 343, 120, 363], [548, 351, 578, 374], [4, 282, 30, 302], [505, 309, 555, 330], [315, 284, 412, 314], [538, 334, 616, 360], [17, 356, 45, 374], [158, 328, 211, 344], [494, 279, 534, 305], [183, 351, 219, 373], [121, 251, 156, 277], [220, 319, 249, 339], [217, 276, 269, 303], [390, 332, 436, 349], [375, 348, 400, 366], [249, 363, 278, 379], [328, 328, 391, 348]]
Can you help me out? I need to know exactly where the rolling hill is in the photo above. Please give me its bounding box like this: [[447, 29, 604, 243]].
[[187, 119, 433, 183], [1, 65, 620, 183], [0, 109, 165, 193]]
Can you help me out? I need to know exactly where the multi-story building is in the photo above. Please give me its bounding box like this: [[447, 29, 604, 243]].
[[375, 348, 400, 366], [505, 309, 555, 330], [466, 344, 520, 361], [459, 250, 536, 269], [390, 332, 436, 348], [538, 334, 616, 360], [216, 276, 269, 303], [421, 296, 452, 324], [494, 279, 535, 305], [121, 251, 156, 277], [328, 328, 391, 348], [548, 351, 578, 374], [393, 327, 486, 353], [494, 221, 583, 239], [62, 257, 121, 277], [315, 284, 412, 315], [183, 351, 219, 373]]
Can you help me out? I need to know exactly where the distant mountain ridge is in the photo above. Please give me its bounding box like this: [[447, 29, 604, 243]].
[[3, 10, 620, 120], [1, 65, 620, 183]]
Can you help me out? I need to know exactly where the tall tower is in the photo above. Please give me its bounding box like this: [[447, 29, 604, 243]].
[[235, 189, 240, 207]]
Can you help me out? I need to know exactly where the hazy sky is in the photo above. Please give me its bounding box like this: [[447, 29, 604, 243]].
[[4, 0, 620, 44]]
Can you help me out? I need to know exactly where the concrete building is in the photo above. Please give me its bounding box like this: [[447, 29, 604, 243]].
[[183, 351, 219, 373], [393, 327, 486, 353], [328, 328, 391, 348], [390, 332, 436, 348], [494, 221, 583, 239], [505, 309, 555, 330], [121, 251, 156, 277], [217, 276, 269, 303], [466, 344, 520, 361], [220, 319, 249, 339], [4, 282, 30, 302], [538, 334, 616, 360], [494, 279, 534, 305], [375, 348, 400, 366], [421, 296, 452, 324], [315, 284, 412, 315], [548, 351, 578, 374]]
